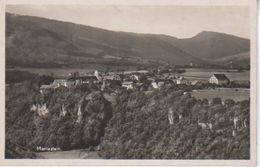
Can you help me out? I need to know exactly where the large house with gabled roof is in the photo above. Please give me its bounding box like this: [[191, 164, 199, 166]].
[[208, 74, 230, 85]]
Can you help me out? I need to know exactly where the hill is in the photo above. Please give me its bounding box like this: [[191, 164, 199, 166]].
[[153, 31, 250, 64], [213, 52, 250, 68], [6, 80, 250, 159], [6, 13, 204, 69], [6, 13, 250, 69]]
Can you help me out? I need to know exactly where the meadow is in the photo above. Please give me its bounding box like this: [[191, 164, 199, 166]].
[[8, 67, 94, 76], [181, 68, 250, 81], [191, 88, 250, 102], [6, 65, 140, 77]]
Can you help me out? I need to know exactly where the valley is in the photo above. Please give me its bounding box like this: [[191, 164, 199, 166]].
[[5, 11, 251, 160]]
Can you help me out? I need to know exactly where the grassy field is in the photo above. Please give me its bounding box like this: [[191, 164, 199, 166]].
[[7, 67, 93, 76], [191, 88, 250, 102], [181, 68, 250, 81], [6, 65, 139, 77], [6, 67, 250, 82]]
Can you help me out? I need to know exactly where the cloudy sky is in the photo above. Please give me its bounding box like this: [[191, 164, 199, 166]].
[[6, 5, 250, 39]]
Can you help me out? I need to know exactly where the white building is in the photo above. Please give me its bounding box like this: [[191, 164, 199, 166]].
[[176, 77, 190, 85], [151, 82, 159, 89], [208, 74, 230, 85], [52, 79, 67, 88], [122, 81, 134, 90], [40, 84, 55, 94], [103, 74, 121, 81], [151, 81, 164, 89], [130, 74, 139, 81], [94, 70, 102, 81]]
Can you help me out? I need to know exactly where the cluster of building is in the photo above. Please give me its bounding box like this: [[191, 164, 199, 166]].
[[40, 70, 103, 94], [40, 69, 230, 94]]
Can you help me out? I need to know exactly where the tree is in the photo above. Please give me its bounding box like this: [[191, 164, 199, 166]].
[[211, 98, 222, 106], [224, 99, 235, 108]]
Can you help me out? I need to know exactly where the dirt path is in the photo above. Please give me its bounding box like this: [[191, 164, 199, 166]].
[[36, 149, 101, 159]]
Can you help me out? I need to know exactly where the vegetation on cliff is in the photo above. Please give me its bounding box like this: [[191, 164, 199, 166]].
[[99, 88, 249, 159], [5, 79, 249, 159], [6, 81, 113, 153]]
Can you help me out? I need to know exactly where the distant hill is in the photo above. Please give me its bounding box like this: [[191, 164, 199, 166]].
[[213, 51, 250, 68], [6, 13, 250, 69], [6, 13, 204, 69], [153, 31, 250, 64]]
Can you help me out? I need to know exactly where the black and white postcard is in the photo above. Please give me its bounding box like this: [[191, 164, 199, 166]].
[[0, 0, 257, 166]]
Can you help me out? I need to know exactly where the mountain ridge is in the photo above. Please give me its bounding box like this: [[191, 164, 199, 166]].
[[6, 12, 250, 69]]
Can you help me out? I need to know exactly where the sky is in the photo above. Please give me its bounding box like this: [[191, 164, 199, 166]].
[[6, 5, 250, 39]]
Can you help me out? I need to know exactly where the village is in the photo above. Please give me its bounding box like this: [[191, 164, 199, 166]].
[[4, 3, 253, 160], [39, 68, 231, 94]]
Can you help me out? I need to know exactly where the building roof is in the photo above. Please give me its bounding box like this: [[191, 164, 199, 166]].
[[136, 83, 143, 86], [123, 81, 133, 84], [191, 80, 199, 85], [40, 84, 55, 89], [67, 76, 98, 81], [212, 74, 229, 81], [177, 76, 188, 81], [123, 70, 149, 75]]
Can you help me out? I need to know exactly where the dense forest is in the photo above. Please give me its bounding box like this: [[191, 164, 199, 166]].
[[5, 77, 249, 159], [99, 89, 249, 159], [6, 80, 112, 152]]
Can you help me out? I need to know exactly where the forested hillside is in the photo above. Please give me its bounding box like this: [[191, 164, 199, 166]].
[[100, 88, 249, 159], [6, 79, 250, 159], [6, 13, 250, 69], [6, 13, 203, 68], [6, 81, 113, 152], [153, 31, 250, 65]]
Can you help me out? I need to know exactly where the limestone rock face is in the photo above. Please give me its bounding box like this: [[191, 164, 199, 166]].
[[76, 104, 82, 123], [168, 108, 174, 125], [61, 104, 67, 117], [11, 86, 113, 151], [79, 92, 113, 146], [30, 103, 49, 116]]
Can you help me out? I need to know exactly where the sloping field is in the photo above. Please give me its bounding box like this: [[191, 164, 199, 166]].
[[191, 88, 250, 102], [213, 51, 250, 68], [181, 68, 249, 81]]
